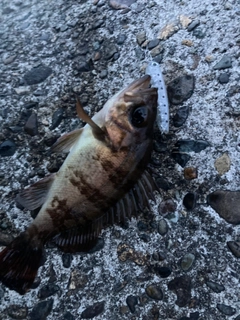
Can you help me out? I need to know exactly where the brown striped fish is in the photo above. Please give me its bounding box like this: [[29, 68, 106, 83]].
[[0, 75, 158, 294]]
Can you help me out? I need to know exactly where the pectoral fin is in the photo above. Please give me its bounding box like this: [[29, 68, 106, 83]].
[[16, 174, 55, 210], [51, 128, 83, 153]]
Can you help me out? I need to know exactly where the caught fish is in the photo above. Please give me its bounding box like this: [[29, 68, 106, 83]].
[[0, 75, 158, 295]]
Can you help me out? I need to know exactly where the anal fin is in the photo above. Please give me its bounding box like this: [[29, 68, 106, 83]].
[[16, 173, 55, 210], [53, 224, 99, 253]]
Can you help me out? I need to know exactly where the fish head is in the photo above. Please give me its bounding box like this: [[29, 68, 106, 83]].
[[104, 75, 158, 149]]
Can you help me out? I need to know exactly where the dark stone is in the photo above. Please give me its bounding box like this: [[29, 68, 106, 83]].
[[227, 241, 240, 258], [153, 53, 164, 64], [218, 73, 230, 84], [38, 284, 60, 299], [190, 312, 200, 320], [134, 47, 145, 60], [173, 105, 189, 127], [63, 311, 74, 320], [155, 266, 172, 278], [24, 113, 38, 136], [75, 59, 93, 72], [180, 253, 195, 271], [62, 253, 73, 268], [126, 295, 138, 313], [0, 140, 16, 157], [30, 299, 54, 320], [192, 27, 205, 38], [217, 303, 236, 316], [167, 75, 195, 105], [81, 301, 105, 319], [206, 281, 225, 293], [213, 55, 232, 70], [24, 65, 52, 85], [145, 284, 163, 300], [50, 108, 64, 130], [148, 39, 160, 50], [174, 139, 210, 153], [156, 177, 174, 190], [92, 19, 104, 29], [116, 34, 126, 45], [25, 101, 39, 109], [8, 126, 23, 133], [104, 44, 118, 60], [7, 305, 28, 319], [168, 275, 192, 307], [158, 219, 168, 235], [187, 20, 200, 31], [158, 199, 177, 214], [171, 152, 191, 167], [183, 192, 197, 210], [207, 190, 240, 224]]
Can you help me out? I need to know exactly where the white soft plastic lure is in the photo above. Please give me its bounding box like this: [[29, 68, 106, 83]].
[[146, 61, 169, 133]]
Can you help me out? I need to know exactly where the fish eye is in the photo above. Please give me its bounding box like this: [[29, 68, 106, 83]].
[[130, 106, 148, 128]]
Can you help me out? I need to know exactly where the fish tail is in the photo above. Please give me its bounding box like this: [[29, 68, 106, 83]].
[[0, 232, 43, 295]]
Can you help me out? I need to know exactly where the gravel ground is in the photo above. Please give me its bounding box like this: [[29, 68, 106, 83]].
[[0, 0, 240, 319]]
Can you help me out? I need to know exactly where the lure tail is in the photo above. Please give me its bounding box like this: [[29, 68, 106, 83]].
[[0, 233, 43, 295]]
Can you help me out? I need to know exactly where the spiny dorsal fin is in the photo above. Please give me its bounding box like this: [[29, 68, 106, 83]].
[[16, 174, 55, 210], [75, 96, 108, 142], [51, 128, 83, 153]]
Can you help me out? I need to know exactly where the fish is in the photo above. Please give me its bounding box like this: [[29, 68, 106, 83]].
[[0, 75, 158, 295]]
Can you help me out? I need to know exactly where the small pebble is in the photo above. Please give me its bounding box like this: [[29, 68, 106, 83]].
[[30, 299, 54, 320], [218, 73, 230, 84], [81, 301, 105, 319], [167, 75, 195, 105], [180, 253, 195, 271], [213, 55, 232, 70], [171, 152, 191, 167], [227, 241, 240, 258], [50, 108, 64, 130], [174, 140, 210, 153], [217, 303, 236, 316], [38, 284, 60, 299], [24, 113, 38, 136], [7, 305, 28, 319], [173, 105, 189, 127], [192, 27, 205, 38], [206, 281, 225, 293], [116, 34, 126, 45], [62, 253, 72, 268], [184, 167, 198, 180], [63, 311, 74, 320], [126, 295, 138, 313], [158, 199, 177, 215], [99, 70, 108, 79], [158, 219, 168, 236], [207, 190, 240, 224], [214, 153, 231, 175], [136, 31, 146, 46], [0, 140, 17, 157], [187, 20, 200, 31], [183, 192, 197, 210], [155, 266, 172, 278], [24, 65, 52, 85], [147, 39, 160, 50], [145, 284, 163, 300]]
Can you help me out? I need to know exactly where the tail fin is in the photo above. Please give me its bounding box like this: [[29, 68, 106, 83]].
[[0, 233, 43, 295]]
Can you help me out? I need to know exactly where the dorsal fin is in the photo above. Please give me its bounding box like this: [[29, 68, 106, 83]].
[[75, 96, 107, 142], [16, 174, 56, 210]]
